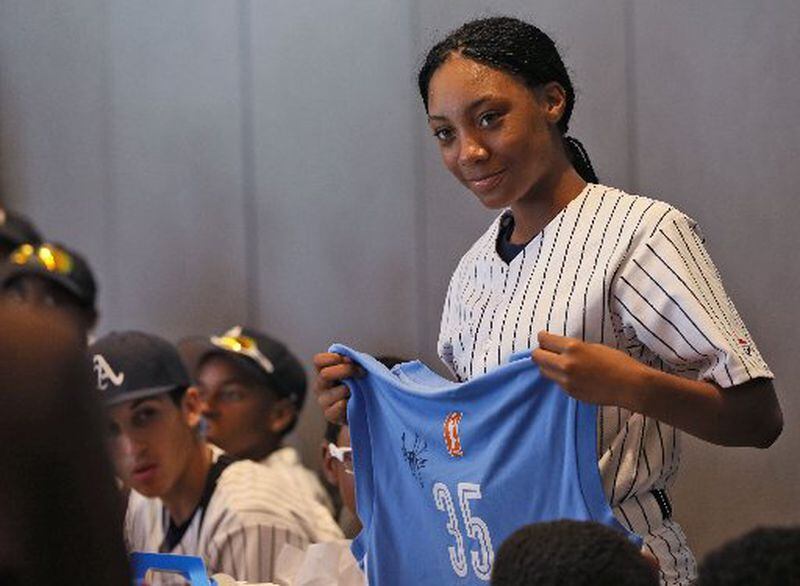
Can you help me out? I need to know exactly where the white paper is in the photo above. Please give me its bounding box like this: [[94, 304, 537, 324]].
[[273, 540, 365, 586]]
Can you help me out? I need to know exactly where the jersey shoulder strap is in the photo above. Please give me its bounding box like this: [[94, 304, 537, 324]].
[[159, 454, 234, 552]]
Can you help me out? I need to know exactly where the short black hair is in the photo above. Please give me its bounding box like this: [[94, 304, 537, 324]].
[[375, 355, 406, 370], [696, 526, 800, 586], [491, 520, 657, 586], [167, 385, 189, 406], [324, 420, 341, 445]]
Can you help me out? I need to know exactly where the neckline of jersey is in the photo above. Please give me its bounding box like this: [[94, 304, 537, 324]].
[[490, 182, 597, 268], [331, 344, 540, 398]]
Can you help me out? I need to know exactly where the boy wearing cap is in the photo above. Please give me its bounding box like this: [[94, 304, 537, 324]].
[[1, 242, 98, 339], [322, 422, 358, 533], [180, 326, 333, 514], [320, 357, 404, 536], [91, 331, 343, 583], [0, 207, 42, 256]]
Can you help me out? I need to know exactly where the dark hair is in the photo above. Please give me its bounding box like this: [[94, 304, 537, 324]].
[[324, 420, 342, 445], [696, 526, 800, 586], [376, 355, 406, 370], [418, 16, 598, 183], [491, 520, 658, 586], [0, 304, 130, 585], [167, 385, 189, 406]]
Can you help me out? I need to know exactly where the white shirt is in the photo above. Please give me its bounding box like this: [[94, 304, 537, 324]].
[[125, 446, 344, 583], [437, 184, 772, 585], [260, 446, 334, 516], [274, 540, 365, 586]]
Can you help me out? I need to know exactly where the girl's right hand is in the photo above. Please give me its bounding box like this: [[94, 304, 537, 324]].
[[313, 352, 361, 424]]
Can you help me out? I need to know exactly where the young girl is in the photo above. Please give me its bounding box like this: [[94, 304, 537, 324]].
[[314, 16, 782, 585]]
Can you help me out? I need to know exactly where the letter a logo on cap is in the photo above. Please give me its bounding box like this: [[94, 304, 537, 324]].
[[93, 354, 125, 390]]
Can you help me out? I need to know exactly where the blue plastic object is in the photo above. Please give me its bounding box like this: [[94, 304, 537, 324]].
[[130, 552, 215, 585]]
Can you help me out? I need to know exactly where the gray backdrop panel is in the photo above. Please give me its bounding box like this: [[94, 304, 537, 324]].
[[0, 0, 110, 306], [104, 1, 249, 336], [248, 0, 420, 450], [632, 0, 800, 554]]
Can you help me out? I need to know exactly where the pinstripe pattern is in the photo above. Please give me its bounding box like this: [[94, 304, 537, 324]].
[[260, 446, 335, 515], [438, 184, 772, 585], [125, 448, 343, 583]]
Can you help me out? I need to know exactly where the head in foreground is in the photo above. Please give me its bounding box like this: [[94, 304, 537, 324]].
[[491, 519, 659, 586]]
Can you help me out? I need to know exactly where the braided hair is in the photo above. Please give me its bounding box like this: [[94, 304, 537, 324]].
[[418, 16, 598, 183]]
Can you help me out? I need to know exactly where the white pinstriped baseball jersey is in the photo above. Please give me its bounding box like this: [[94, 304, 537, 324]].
[[259, 446, 335, 515], [438, 183, 773, 586], [125, 446, 344, 583]]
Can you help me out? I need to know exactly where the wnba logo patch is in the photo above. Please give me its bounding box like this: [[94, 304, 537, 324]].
[[443, 411, 464, 458]]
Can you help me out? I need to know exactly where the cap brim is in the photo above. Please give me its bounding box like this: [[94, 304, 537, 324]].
[[0, 263, 90, 304], [0, 229, 28, 248], [103, 384, 179, 407], [177, 334, 304, 408], [177, 335, 276, 385]]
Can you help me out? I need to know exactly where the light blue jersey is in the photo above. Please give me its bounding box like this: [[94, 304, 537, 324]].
[[330, 344, 639, 585]]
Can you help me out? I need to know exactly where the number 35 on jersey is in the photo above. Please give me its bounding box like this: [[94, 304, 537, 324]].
[[433, 481, 495, 581]]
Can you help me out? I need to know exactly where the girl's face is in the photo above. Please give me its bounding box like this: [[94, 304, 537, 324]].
[[426, 54, 566, 210]]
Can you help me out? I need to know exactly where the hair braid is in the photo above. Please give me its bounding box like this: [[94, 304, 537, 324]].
[[564, 136, 598, 183]]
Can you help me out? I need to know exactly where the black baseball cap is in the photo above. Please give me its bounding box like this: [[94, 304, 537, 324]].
[[90, 331, 191, 407], [0, 242, 97, 308], [179, 325, 307, 410], [0, 207, 42, 250]]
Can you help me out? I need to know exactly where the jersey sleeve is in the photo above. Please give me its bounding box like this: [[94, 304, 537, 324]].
[[610, 208, 772, 387], [124, 489, 159, 553], [205, 522, 310, 583]]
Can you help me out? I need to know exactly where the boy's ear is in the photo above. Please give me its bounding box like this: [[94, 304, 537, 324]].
[[321, 442, 338, 486], [267, 398, 296, 435], [83, 308, 99, 333], [182, 386, 204, 429]]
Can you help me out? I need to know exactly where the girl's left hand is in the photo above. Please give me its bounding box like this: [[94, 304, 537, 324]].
[[532, 330, 647, 408]]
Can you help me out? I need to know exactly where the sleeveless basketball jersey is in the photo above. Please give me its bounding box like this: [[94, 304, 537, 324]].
[[330, 344, 639, 585]]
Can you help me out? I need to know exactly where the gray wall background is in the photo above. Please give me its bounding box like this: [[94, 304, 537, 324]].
[[2, 0, 797, 558]]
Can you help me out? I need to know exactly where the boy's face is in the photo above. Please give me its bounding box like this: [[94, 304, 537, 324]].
[[196, 355, 281, 459], [323, 426, 357, 517], [106, 391, 200, 499]]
